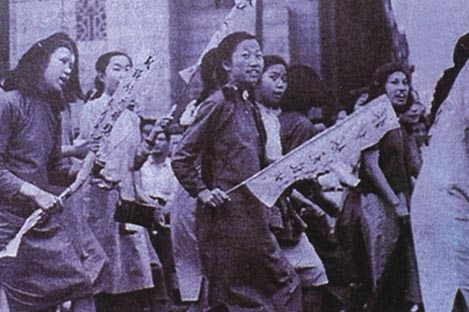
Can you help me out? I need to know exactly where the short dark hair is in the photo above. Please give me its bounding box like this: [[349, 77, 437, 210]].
[[215, 31, 256, 86], [280, 65, 332, 115], [85, 51, 132, 102], [140, 118, 171, 142], [369, 62, 412, 100], [368, 62, 414, 113], [196, 32, 258, 104], [262, 55, 287, 73]]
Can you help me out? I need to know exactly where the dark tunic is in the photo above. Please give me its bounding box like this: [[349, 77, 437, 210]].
[[0, 90, 93, 311], [359, 129, 412, 197], [279, 111, 319, 154], [172, 86, 302, 312], [337, 128, 421, 310]]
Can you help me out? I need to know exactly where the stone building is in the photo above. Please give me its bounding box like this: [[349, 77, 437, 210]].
[[0, 0, 406, 118]]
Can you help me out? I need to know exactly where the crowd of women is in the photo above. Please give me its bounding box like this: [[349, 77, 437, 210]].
[[0, 29, 468, 312]]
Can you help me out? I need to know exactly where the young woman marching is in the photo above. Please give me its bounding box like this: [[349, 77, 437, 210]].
[[0, 32, 96, 312], [171, 32, 302, 312], [79, 51, 160, 312]]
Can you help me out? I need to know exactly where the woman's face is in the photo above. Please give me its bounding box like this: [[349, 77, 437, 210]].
[[151, 132, 170, 158], [412, 122, 427, 147], [41, 47, 75, 93], [100, 55, 132, 96], [257, 63, 287, 108], [385, 71, 410, 107], [224, 39, 264, 86], [400, 102, 424, 124]]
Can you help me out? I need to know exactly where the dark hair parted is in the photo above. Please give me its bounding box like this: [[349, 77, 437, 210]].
[[216, 31, 256, 86], [368, 62, 414, 114], [430, 32, 469, 124], [280, 65, 333, 115], [85, 51, 132, 102], [2, 32, 83, 106], [262, 55, 287, 73], [369, 62, 413, 100], [195, 32, 257, 104], [196, 48, 224, 105]]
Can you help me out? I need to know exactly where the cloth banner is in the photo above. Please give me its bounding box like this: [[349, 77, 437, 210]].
[[241, 95, 400, 208]]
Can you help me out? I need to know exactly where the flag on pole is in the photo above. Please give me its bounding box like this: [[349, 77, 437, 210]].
[[171, 0, 257, 127], [178, 0, 257, 83], [233, 95, 400, 208]]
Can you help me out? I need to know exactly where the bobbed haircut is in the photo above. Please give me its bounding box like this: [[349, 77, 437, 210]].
[[195, 32, 258, 104], [368, 62, 414, 114], [216, 31, 256, 85], [262, 55, 287, 73], [369, 62, 412, 100], [280, 64, 332, 115]]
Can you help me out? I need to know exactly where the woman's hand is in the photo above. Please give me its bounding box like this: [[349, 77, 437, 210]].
[[20, 182, 63, 214], [197, 188, 231, 208], [35, 190, 64, 214], [392, 192, 410, 220], [65, 139, 100, 159], [76, 139, 100, 157]]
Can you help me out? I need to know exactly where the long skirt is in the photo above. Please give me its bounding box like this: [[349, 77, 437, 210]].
[[83, 184, 160, 294], [337, 191, 421, 310], [59, 190, 108, 293], [195, 186, 302, 312], [170, 186, 204, 302], [0, 208, 94, 312]]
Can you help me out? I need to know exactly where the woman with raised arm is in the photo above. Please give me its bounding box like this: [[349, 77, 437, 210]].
[[411, 34, 469, 312], [79, 51, 160, 312], [171, 32, 302, 312]]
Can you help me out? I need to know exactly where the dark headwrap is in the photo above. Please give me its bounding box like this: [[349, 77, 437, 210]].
[[1, 32, 82, 110]]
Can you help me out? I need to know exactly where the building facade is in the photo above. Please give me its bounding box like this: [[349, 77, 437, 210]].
[[2, 0, 405, 118]]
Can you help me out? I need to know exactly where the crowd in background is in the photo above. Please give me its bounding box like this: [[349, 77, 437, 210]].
[[0, 29, 467, 312]]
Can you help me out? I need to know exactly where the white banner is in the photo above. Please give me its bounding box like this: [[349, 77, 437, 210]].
[[241, 95, 400, 207]]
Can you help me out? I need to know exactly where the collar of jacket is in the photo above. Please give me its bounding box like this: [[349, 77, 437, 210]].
[[222, 83, 256, 103]]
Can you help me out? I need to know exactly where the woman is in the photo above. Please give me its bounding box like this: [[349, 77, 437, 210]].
[[255, 55, 328, 312], [278, 64, 352, 311], [171, 32, 302, 312], [278, 65, 333, 153], [79, 51, 160, 311], [337, 62, 421, 311], [400, 101, 426, 179], [0, 33, 96, 312], [170, 47, 224, 306], [411, 36, 469, 312]]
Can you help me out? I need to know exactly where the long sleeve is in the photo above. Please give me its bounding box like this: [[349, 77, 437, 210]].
[[171, 97, 228, 197], [280, 113, 317, 154], [48, 137, 74, 187], [0, 96, 25, 200]]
